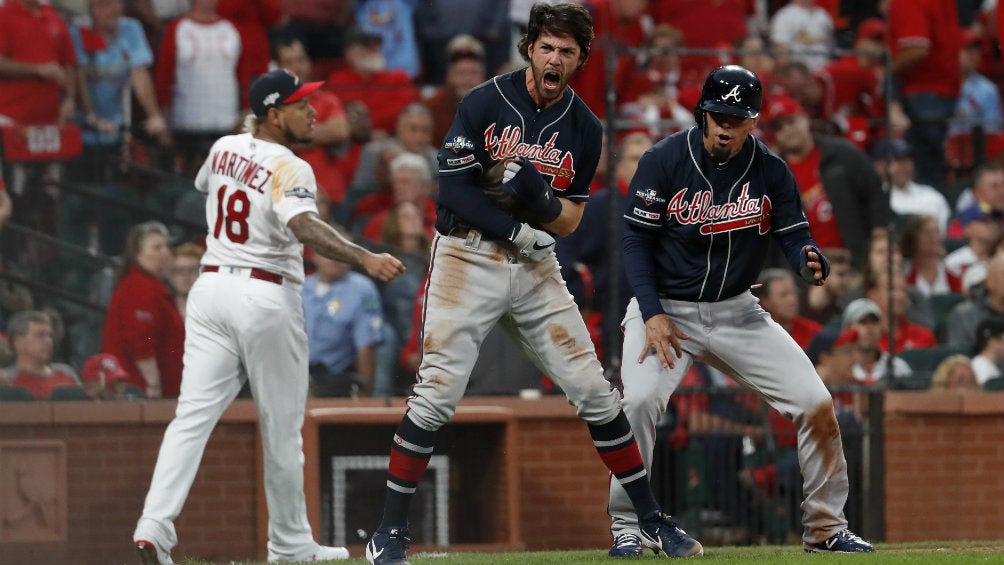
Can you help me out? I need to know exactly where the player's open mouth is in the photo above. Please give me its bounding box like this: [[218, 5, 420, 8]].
[[717, 133, 732, 144], [542, 70, 561, 90]]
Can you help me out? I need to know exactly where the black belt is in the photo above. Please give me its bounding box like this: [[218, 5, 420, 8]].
[[202, 265, 284, 285]]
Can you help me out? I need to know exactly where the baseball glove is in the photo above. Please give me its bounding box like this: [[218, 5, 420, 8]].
[[479, 158, 525, 217]]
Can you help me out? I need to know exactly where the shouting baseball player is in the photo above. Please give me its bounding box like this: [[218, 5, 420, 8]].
[[132, 69, 405, 565], [608, 65, 875, 555], [365, 4, 702, 564]]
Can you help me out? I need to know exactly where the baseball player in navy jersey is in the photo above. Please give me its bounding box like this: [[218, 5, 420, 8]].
[[365, 4, 701, 564], [132, 69, 405, 565], [607, 65, 875, 556]]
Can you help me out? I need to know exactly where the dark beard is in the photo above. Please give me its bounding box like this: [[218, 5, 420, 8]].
[[285, 127, 312, 145], [709, 143, 731, 163]]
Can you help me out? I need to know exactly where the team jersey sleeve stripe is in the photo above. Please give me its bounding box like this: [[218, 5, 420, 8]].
[[624, 214, 661, 229], [774, 220, 810, 233], [438, 162, 482, 175]]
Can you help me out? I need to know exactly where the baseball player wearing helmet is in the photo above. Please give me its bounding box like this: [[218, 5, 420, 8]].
[[132, 69, 405, 565], [608, 65, 875, 556], [365, 4, 701, 564]]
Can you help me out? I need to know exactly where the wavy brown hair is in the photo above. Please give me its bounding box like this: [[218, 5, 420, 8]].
[[518, 3, 594, 69]]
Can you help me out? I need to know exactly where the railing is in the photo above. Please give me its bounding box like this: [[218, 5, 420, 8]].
[[649, 385, 884, 544]]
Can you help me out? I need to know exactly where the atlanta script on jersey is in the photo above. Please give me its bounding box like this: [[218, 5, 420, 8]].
[[624, 128, 810, 301], [435, 68, 602, 233]]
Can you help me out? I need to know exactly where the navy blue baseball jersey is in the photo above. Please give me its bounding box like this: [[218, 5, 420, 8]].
[[623, 127, 813, 303], [434, 68, 602, 239]]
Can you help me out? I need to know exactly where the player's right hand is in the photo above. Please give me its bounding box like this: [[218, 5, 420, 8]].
[[640, 313, 690, 369], [362, 252, 406, 282], [502, 157, 549, 202], [510, 223, 555, 262]]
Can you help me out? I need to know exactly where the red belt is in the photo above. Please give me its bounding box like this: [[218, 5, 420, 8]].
[[202, 265, 284, 285]]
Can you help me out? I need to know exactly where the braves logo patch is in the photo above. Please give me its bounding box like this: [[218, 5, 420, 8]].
[[637, 188, 665, 206], [284, 186, 315, 200], [721, 85, 742, 102], [444, 136, 474, 153]]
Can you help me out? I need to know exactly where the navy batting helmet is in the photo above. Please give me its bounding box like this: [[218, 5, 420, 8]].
[[693, 65, 763, 128]]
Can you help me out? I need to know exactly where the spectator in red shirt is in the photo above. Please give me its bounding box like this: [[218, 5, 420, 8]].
[[80, 352, 130, 400], [570, 0, 648, 118], [272, 37, 353, 206], [620, 24, 700, 138], [899, 214, 963, 297], [217, 0, 285, 107], [652, 0, 752, 77], [0, 0, 77, 126], [753, 268, 823, 348], [0, 0, 77, 235], [347, 103, 437, 217], [838, 306, 913, 385], [865, 269, 939, 353], [155, 0, 244, 176], [361, 152, 436, 243], [767, 95, 889, 268], [815, 18, 887, 147], [888, 0, 962, 189], [4, 309, 83, 400], [326, 29, 417, 136], [101, 221, 184, 398]]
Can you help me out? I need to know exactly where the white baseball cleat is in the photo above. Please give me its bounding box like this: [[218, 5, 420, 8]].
[[268, 544, 350, 562]]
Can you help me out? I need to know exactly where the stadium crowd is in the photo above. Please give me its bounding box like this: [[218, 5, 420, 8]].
[[2, 0, 1003, 403]]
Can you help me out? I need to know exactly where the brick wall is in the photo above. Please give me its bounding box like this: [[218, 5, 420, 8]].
[[883, 392, 1004, 542], [515, 417, 611, 550], [0, 402, 260, 565], [2, 392, 1001, 565]]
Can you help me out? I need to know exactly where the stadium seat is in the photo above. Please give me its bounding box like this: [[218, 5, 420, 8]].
[[897, 345, 970, 373], [983, 376, 1004, 391], [121, 384, 148, 401], [0, 385, 35, 402], [49, 386, 91, 401], [890, 370, 934, 391], [928, 293, 966, 341], [942, 238, 968, 254]]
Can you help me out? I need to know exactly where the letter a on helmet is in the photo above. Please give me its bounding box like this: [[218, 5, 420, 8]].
[[693, 65, 763, 126]]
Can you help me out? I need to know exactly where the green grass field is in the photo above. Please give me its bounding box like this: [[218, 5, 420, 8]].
[[184, 541, 1004, 565]]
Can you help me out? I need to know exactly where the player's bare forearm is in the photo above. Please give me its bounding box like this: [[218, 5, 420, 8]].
[[541, 198, 584, 236], [289, 212, 406, 282], [641, 313, 690, 369], [290, 212, 367, 264]]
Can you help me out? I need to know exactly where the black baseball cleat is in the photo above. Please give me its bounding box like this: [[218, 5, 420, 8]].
[[608, 532, 643, 557], [804, 529, 875, 553], [366, 526, 412, 565], [639, 512, 704, 557]]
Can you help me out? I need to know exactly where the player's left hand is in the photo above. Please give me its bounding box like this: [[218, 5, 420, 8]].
[[640, 313, 691, 369], [362, 252, 406, 282], [799, 245, 830, 286]]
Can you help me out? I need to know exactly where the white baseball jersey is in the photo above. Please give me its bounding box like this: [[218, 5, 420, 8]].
[[195, 133, 319, 283]]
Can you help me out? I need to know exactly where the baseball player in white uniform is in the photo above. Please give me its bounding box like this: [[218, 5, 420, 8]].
[[133, 69, 405, 565]]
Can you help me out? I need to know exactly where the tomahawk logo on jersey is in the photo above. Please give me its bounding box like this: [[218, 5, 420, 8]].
[[436, 68, 601, 207], [624, 127, 809, 301]]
